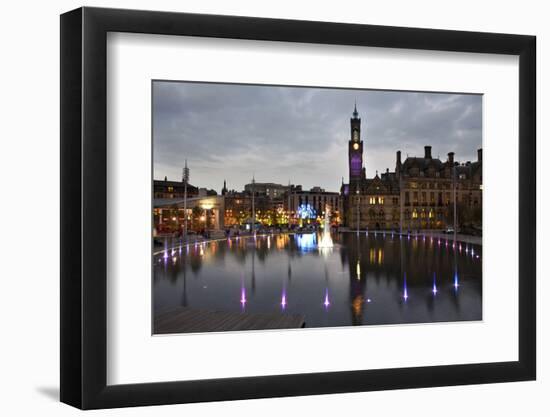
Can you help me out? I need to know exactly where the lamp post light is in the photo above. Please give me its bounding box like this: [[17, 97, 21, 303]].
[[453, 164, 457, 243], [182, 160, 189, 243], [251, 175, 256, 236]]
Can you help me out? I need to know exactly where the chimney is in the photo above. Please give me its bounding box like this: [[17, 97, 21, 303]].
[[447, 152, 455, 165], [396, 150, 402, 176], [424, 145, 432, 159], [478, 148, 482, 162], [164, 175, 167, 182]]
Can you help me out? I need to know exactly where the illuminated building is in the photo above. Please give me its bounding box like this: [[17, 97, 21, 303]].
[[341, 105, 482, 230]]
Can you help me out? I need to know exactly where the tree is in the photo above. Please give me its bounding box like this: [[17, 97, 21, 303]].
[[191, 206, 204, 230]]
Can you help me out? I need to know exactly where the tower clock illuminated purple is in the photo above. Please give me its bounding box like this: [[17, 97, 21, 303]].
[[348, 103, 365, 185]]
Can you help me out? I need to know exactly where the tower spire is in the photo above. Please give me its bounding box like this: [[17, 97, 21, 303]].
[[353, 100, 359, 118]]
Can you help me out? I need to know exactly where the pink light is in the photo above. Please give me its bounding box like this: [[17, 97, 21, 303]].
[[403, 273, 408, 301]]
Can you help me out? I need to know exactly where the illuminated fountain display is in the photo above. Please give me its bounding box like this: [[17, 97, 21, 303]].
[[318, 206, 334, 250], [154, 231, 482, 333]]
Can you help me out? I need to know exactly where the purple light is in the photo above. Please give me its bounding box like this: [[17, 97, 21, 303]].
[[403, 273, 408, 301], [323, 289, 330, 309], [281, 291, 287, 310], [432, 272, 438, 295], [240, 286, 247, 309]]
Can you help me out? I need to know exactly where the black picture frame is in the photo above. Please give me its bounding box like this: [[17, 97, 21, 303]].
[[60, 6, 536, 410]]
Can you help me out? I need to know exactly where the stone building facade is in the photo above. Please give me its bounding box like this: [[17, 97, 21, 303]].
[[341, 106, 482, 231]]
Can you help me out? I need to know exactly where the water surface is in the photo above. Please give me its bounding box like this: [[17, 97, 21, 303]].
[[153, 232, 482, 332]]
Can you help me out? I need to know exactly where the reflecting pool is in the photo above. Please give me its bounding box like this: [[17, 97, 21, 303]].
[[153, 232, 482, 332]]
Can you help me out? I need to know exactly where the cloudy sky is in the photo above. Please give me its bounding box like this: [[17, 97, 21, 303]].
[[153, 81, 482, 193]]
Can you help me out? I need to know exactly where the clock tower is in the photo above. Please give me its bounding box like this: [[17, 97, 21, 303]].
[[348, 103, 364, 186]]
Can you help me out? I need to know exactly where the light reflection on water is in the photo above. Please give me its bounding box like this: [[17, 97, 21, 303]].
[[154, 232, 482, 332]]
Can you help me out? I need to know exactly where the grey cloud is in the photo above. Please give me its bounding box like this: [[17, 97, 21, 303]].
[[153, 81, 482, 193]]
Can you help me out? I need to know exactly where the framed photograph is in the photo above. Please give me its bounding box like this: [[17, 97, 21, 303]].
[[60, 7, 536, 409]]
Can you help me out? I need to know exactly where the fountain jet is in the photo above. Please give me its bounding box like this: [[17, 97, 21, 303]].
[[318, 205, 334, 250]]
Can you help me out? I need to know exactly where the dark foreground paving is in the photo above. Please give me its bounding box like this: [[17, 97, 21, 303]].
[[154, 307, 306, 334]]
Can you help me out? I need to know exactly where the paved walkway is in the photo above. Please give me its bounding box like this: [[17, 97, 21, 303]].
[[154, 307, 305, 334]]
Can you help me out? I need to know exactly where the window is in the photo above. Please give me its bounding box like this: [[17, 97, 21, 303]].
[[369, 196, 376, 204], [412, 209, 418, 219], [378, 196, 384, 204]]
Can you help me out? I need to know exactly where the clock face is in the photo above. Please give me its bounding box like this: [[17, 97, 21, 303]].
[[353, 142, 359, 150]]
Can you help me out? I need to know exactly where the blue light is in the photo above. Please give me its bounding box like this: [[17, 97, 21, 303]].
[[453, 269, 459, 292], [295, 233, 317, 251], [297, 203, 317, 219]]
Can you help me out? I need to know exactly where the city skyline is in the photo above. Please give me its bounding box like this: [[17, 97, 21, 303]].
[[153, 81, 482, 193]]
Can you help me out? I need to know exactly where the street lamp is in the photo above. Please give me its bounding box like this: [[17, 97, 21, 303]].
[[453, 164, 457, 242], [182, 160, 189, 242], [356, 189, 360, 234]]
